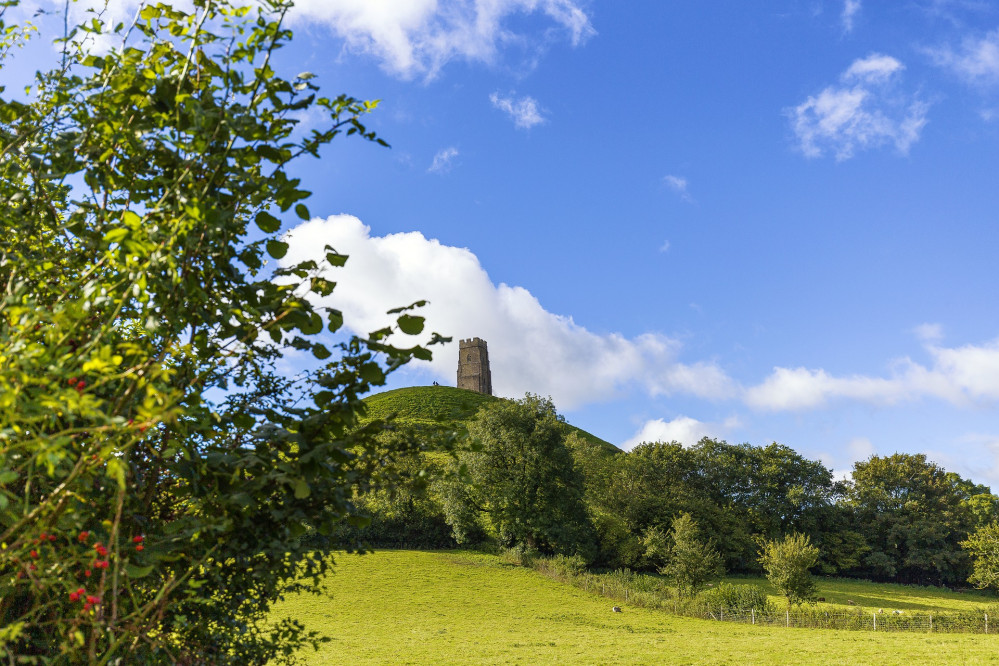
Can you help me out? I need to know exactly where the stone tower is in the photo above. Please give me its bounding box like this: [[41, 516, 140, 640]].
[[457, 338, 492, 395]]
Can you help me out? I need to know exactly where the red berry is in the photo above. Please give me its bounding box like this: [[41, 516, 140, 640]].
[[29, 550, 38, 559], [83, 602, 92, 611], [84, 569, 92, 578], [48, 534, 56, 542], [86, 595, 99, 605], [77, 587, 86, 595], [135, 545, 144, 552], [132, 535, 144, 543], [78, 531, 89, 542], [68, 377, 77, 385], [69, 592, 80, 602], [29, 564, 36, 571]]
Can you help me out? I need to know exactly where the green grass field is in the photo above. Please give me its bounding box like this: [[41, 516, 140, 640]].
[[272, 550, 999, 665], [361, 386, 620, 453]]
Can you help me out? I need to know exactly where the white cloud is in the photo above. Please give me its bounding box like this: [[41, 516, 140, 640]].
[[787, 53, 928, 160], [489, 92, 546, 128], [913, 322, 944, 344], [663, 174, 693, 202], [745, 336, 999, 411], [428, 146, 459, 173], [843, 53, 903, 84], [929, 27, 999, 86], [291, 0, 595, 79], [621, 415, 737, 451], [842, 0, 861, 33], [659, 240, 671, 253], [281, 215, 736, 410]]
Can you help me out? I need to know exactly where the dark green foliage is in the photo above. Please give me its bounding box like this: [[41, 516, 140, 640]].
[[443, 394, 598, 560], [848, 453, 986, 585]]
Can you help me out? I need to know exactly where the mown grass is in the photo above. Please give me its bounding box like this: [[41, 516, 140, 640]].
[[272, 550, 999, 665], [361, 386, 620, 453]]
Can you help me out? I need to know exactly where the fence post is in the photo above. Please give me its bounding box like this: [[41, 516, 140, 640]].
[[752, 608, 755, 625], [873, 613, 876, 632], [625, 589, 629, 602], [929, 613, 932, 632], [786, 609, 789, 628], [720, 607, 723, 622], [986, 613, 989, 634]]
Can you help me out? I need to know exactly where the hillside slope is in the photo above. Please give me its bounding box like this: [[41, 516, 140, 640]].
[[362, 386, 620, 454]]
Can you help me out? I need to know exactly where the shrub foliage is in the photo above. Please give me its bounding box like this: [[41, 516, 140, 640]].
[[0, 1, 440, 661]]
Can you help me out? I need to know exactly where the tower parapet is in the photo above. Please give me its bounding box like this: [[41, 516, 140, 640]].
[[457, 338, 492, 395]]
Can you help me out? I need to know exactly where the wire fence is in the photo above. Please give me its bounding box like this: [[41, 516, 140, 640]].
[[528, 558, 998, 635], [697, 607, 993, 633]]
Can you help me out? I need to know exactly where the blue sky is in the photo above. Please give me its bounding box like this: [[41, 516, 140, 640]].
[[12, 1, 999, 485]]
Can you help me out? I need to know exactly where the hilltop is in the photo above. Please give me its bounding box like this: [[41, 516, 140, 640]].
[[361, 385, 620, 454]]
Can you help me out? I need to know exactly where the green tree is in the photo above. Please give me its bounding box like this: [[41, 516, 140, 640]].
[[961, 522, 999, 592], [0, 1, 441, 661], [758, 533, 820, 608], [645, 512, 723, 599], [848, 453, 980, 585], [443, 395, 596, 560]]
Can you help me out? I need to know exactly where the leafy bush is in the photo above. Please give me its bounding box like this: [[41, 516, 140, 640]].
[[0, 1, 442, 662], [698, 582, 775, 614]]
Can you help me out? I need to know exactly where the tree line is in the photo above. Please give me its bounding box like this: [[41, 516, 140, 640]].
[[345, 394, 999, 591]]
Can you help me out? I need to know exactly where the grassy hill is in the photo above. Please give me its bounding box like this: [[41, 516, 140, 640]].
[[272, 550, 999, 665], [362, 385, 620, 454]]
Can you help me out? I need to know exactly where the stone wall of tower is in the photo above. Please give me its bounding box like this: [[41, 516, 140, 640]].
[[457, 338, 492, 395]]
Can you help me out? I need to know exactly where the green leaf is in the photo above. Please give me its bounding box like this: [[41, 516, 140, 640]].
[[125, 563, 155, 578], [266, 240, 289, 259], [312, 343, 331, 360], [397, 314, 425, 335], [293, 478, 310, 499], [327, 310, 343, 333], [105, 459, 127, 490], [256, 211, 281, 233], [294, 203, 310, 220], [325, 252, 348, 267]]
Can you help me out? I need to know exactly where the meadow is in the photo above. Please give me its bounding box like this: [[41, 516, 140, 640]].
[[272, 550, 999, 665]]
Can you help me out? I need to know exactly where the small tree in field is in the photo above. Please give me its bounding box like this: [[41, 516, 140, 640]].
[[758, 533, 820, 608], [961, 522, 999, 592], [645, 512, 723, 599]]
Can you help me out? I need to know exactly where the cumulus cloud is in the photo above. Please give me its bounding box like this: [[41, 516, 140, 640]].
[[621, 415, 739, 451], [787, 53, 928, 160], [291, 0, 595, 79], [929, 27, 999, 86], [842, 0, 861, 33], [281, 215, 736, 410], [745, 337, 999, 410], [489, 92, 546, 128], [428, 146, 459, 174], [42, 0, 593, 80]]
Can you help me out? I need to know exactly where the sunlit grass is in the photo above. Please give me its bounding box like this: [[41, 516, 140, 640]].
[[272, 550, 999, 665], [717, 574, 997, 612]]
